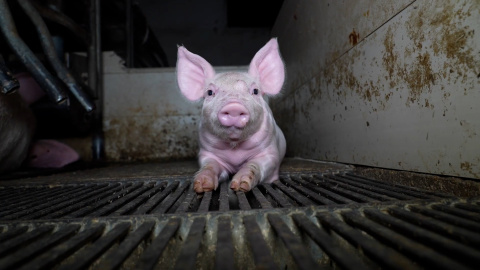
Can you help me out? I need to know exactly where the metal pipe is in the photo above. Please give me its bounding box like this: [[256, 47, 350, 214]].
[[88, 1, 99, 98], [0, 0, 67, 104], [31, 1, 89, 46], [0, 54, 19, 94], [89, 0, 105, 162], [126, 0, 134, 68], [18, 0, 95, 112]]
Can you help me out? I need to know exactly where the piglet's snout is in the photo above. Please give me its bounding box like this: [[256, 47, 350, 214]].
[[218, 103, 249, 128]]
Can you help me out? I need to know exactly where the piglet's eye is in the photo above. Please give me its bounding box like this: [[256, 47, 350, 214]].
[[253, 89, 259, 95], [207, 90, 214, 96]]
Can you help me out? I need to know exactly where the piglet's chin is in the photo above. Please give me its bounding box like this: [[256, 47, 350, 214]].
[[219, 126, 243, 141]]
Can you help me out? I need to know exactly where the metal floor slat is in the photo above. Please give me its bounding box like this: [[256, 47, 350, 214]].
[[173, 218, 206, 270], [242, 215, 278, 270], [215, 216, 235, 270]]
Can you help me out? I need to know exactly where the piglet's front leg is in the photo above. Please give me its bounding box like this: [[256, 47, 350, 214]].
[[231, 158, 279, 192], [230, 163, 261, 192], [194, 159, 224, 193]]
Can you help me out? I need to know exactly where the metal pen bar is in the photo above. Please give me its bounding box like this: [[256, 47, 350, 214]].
[[0, 0, 67, 104], [90, 0, 104, 162], [18, 0, 95, 112], [31, 1, 89, 46]]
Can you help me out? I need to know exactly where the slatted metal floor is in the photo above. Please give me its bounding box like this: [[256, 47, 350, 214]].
[[0, 173, 452, 220], [0, 160, 479, 269]]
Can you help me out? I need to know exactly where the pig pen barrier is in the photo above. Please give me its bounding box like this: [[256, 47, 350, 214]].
[[0, 162, 480, 269]]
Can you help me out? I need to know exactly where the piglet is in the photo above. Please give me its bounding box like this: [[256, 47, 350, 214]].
[[176, 38, 286, 193]]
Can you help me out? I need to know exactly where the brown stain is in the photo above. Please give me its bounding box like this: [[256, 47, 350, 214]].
[[406, 7, 426, 52], [404, 52, 435, 105], [349, 29, 360, 46], [104, 115, 198, 162], [324, 42, 388, 107], [430, 1, 474, 65], [385, 92, 393, 101], [380, 2, 478, 108], [382, 27, 398, 86], [382, 29, 435, 107], [460, 162, 479, 178], [429, 2, 477, 77]]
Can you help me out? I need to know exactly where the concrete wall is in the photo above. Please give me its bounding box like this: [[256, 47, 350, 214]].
[[271, 0, 480, 178]]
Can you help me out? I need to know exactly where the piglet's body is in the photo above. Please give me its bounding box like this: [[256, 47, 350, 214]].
[[177, 38, 286, 193]]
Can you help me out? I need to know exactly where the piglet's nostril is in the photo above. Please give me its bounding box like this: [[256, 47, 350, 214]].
[[218, 103, 249, 128]]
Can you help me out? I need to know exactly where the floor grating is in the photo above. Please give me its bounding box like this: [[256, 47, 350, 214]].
[[0, 161, 479, 269]]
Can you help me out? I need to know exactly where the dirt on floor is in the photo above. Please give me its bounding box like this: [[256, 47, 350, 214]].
[[355, 166, 480, 198]]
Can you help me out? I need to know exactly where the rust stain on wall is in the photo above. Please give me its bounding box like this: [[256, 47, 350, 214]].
[[405, 52, 435, 105], [382, 27, 436, 107], [349, 29, 360, 46], [378, 1, 478, 109], [430, 7, 477, 82], [382, 27, 398, 84], [460, 162, 479, 178], [322, 54, 383, 109]]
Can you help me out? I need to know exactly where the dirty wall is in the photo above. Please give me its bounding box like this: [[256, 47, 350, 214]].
[[271, 0, 480, 178]]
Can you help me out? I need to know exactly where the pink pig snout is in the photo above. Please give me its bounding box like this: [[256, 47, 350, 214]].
[[218, 102, 250, 128]]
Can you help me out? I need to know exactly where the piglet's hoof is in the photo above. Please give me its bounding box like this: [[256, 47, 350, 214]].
[[27, 140, 79, 168], [194, 178, 216, 193], [193, 169, 218, 193], [230, 177, 253, 192]]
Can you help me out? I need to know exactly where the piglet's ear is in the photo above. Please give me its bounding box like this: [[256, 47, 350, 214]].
[[248, 38, 285, 95], [176, 46, 216, 101]]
